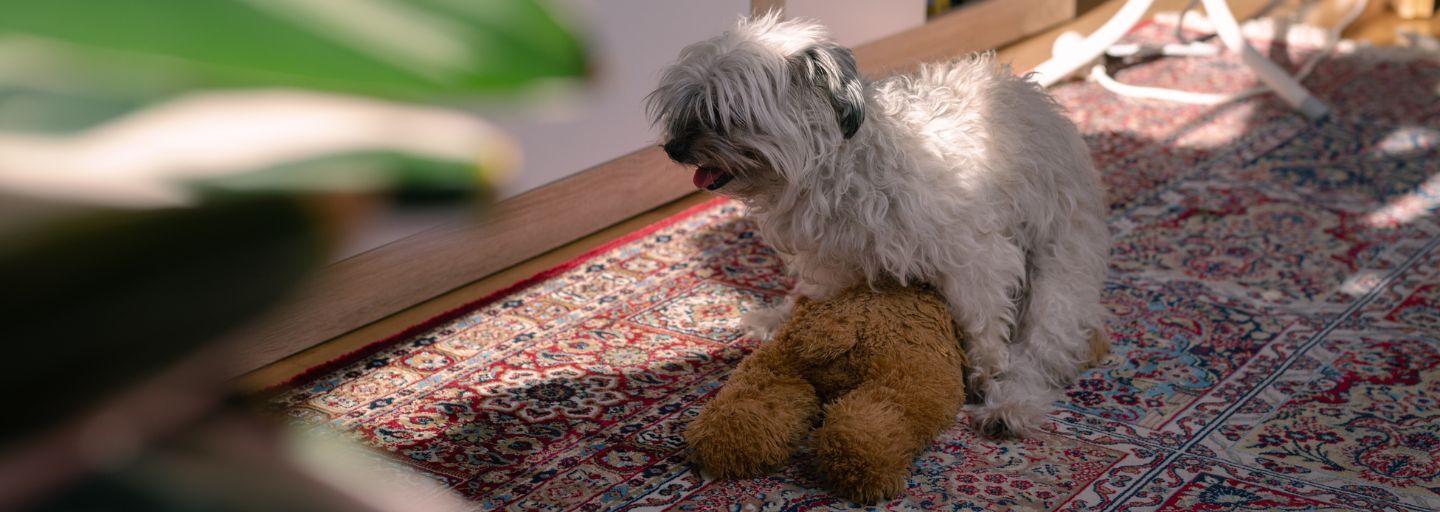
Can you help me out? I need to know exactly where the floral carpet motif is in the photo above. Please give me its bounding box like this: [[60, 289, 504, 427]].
[[266, 20, 1440, 511]]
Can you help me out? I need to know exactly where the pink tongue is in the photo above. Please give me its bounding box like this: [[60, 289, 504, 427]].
[[693, 167, 724, 189]]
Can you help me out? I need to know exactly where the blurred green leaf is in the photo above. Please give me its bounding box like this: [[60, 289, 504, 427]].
[[0, 86, 153, 134], [0, 0, 588, 98], [189, 150, 492, 206]]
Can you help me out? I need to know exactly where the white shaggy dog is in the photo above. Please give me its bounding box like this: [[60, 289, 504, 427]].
[[647, 13, 1109, 436]]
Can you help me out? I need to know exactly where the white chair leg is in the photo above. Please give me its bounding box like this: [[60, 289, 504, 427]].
[[1198, 0, 1330, 119], [1031, 0, 1335, 120], [1031, 0, 1156, 87], [1105, 41, 1220, 58]]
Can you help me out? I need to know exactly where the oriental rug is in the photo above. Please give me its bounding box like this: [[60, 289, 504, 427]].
[[266, 18, 1440, 511]]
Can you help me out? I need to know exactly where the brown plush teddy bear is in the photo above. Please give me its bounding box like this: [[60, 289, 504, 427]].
[[683, 282, 968, 503], [685, 282, 1112, 503]]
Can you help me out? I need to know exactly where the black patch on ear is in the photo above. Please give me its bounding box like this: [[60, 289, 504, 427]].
[[793, 43, 866, 139]]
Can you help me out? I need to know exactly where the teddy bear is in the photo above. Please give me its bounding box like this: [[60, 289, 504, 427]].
[[683, 282, 969, 503], [685, 281, 1113, 503]]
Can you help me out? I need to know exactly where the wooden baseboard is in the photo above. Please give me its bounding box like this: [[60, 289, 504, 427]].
[[856, 0, 1077, 77], [224, 0, 1082, 379], [1393, 0, 1436, 19], [752, 0, 785, 16], [219, 147, 694, 377]]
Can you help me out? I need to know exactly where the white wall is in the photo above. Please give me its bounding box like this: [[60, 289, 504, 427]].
[[337, 0, 748, 259], [492, 0, 751, 198], [493, 0, 926, 198], [783, 0, 926, 47]]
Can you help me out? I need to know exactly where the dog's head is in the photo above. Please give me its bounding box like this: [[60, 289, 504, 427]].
[[645, 13, 865, 197]]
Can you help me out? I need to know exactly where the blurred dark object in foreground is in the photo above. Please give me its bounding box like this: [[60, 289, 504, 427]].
[[16, 390, 470, 512], [1, 194, 321, 443], [0, 0, 588, 509]]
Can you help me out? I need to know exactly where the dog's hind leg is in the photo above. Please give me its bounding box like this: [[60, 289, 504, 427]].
[[933, 233, 1027, 433], [1018, 209, 1109, 385], [979, 212, 1110, 437]]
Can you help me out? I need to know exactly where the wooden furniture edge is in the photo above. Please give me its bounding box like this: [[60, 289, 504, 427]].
[[856, 0, 1078, 77], [752, 0, 785, 16], [221, 147, 693, 377]]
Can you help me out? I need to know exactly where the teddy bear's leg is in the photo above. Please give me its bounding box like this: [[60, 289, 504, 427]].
[[685, 342, 819, 479], [812, 368, 963, 504]]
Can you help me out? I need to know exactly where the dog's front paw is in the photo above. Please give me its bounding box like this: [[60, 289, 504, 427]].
[[964, 369, 994, 405], [971, 400, 1048, 439], [741, 299, 793, 341]]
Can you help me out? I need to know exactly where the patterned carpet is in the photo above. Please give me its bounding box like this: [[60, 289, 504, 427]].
[[266, 20, 1440, 511]]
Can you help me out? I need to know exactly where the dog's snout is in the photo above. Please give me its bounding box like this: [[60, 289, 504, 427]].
[[662, 139, 692, 163]]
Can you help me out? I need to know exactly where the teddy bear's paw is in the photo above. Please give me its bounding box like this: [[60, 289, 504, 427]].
[[688, 448, 775, 480], [687, 433, 787, 479], [813, 406, 916, 504], [813, 447, 910, 504], [684, 400, 805, 479], [825, 471, 907, 505], [687, 432, 790, 479]]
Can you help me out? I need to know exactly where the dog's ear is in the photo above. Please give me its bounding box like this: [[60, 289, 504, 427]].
[[792, 43, 865, 139]]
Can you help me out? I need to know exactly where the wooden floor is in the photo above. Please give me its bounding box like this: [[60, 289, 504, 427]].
[[236, 0, 1436, 392]]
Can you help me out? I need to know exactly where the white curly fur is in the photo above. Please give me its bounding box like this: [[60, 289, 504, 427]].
[[647, 13, 1109, 437]]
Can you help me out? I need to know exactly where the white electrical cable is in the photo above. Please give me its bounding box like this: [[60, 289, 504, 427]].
[[1092, 0, 1368, 106]]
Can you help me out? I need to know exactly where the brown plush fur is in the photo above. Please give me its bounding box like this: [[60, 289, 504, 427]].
[[684, 284, 968, 503], [1088, 324, 1112, 369]]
